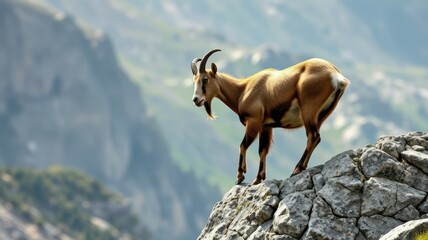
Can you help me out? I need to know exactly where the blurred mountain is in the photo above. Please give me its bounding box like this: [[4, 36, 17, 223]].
[[0, 166, 152, 240], [30, 0, 428, 191], [36, 0, 428, 70], [343, 1, 428, 66], [0, 0, 219, 239]]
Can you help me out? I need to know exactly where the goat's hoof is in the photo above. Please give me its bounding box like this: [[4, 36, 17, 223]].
[[236, 175, 245, 185], [251, 179, 262, 185], [290, 168, 303, 177], [290, 170, 304, 177]]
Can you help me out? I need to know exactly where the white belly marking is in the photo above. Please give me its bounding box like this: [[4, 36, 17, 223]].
[[281, 100, 303, 128]]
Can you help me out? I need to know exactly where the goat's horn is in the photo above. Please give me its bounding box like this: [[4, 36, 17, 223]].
[[191, 58, 201, 75], [199, 49, 221, 73]]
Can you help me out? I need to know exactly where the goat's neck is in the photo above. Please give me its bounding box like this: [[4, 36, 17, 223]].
[[215, 73, 246, 114]]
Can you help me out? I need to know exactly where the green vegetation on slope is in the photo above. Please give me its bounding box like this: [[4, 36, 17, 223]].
[[0, 166, 145, 240]]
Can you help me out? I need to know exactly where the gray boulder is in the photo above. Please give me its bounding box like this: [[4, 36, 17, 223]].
[[273, 192, 312, 237], [401, 150, 428, 175]]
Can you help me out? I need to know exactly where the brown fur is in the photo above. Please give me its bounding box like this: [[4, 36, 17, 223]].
[[192, 57, 349, 184]]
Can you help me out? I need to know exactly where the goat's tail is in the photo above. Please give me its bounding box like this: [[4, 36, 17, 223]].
[[331, 72, 350, 92]]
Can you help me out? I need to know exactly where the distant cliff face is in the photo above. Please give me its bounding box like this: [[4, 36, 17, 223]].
[[198, 132, 428, 240], [0, 0, 147, 180], [0, 1, 218, 239]]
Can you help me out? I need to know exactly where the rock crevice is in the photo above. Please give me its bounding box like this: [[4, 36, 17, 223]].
[[198, 132, 428, 240]]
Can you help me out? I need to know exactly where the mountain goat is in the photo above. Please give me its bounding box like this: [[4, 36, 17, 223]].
[[191, 49, 349, 185]]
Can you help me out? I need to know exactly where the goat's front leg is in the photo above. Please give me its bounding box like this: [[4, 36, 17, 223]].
[[252, 128, 272, 185], [236, 119, 260, 184]]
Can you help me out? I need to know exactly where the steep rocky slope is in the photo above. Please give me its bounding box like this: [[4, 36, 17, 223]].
[[198, 132, 428, 240], [0, 0, 219, 239], [0, 198, 73, 240]]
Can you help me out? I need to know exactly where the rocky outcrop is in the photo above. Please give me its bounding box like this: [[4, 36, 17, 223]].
[[198, 132, 428, 240]]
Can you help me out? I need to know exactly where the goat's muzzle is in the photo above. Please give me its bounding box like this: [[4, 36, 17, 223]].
[[192, 96, 205, 107]]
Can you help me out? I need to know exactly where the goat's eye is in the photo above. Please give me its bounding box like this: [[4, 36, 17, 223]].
[[203, 78, 208, 84]]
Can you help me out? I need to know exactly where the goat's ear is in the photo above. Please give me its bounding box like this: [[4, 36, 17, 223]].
[[210, 63, 218, 77]]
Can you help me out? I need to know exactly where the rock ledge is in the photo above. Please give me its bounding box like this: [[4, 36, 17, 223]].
[[198, 132, 428, 240]]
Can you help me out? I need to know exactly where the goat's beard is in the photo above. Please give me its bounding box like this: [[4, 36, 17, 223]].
[[204, 101, 216, 120]]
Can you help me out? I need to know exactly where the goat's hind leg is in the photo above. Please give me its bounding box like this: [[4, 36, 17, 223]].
[[291, 122, 320, 176], [291, 88, 345, 177]]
